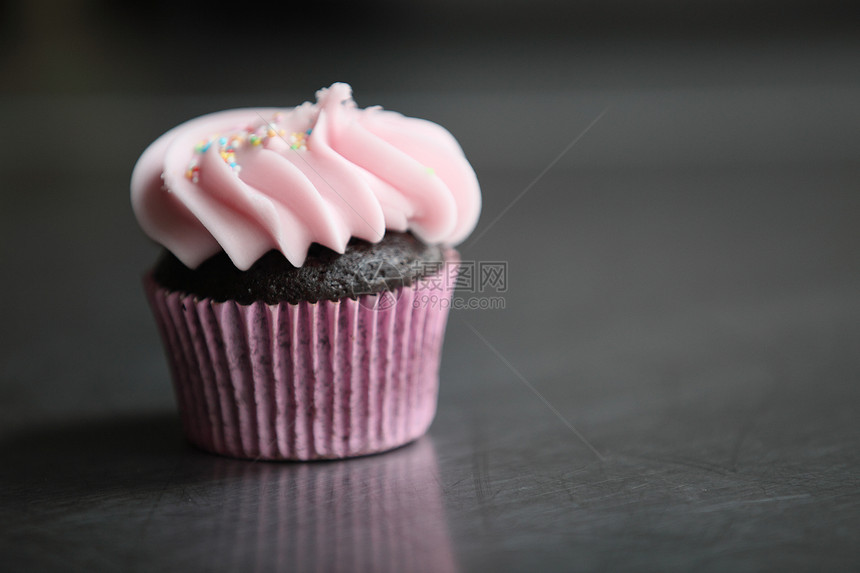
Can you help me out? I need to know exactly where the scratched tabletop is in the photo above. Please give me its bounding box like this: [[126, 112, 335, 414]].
[[2, 59, 860, 571]]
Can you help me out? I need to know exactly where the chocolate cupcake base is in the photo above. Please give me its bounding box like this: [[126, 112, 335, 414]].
[[144, 249, 457, 460]]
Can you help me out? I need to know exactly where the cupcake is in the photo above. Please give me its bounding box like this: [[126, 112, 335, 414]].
[[131, 83, 481, 460]]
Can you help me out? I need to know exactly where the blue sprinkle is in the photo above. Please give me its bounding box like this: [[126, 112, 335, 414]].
[[201, 141, 212, 152], [218, 137, 227, 146], [306, 129, 312, 135]]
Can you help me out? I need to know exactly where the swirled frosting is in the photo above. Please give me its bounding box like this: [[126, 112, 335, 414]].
[[131, 83, 481, 269]]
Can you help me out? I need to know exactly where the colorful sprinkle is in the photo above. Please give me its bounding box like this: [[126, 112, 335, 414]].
[[186, 114, 314, 181], [185, 164, 200, 182], [425, 166, 435, 175], [289, 131, 308, 150]]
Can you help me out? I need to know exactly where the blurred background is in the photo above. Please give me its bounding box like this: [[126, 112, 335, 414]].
[[1, 1, 859, 571]]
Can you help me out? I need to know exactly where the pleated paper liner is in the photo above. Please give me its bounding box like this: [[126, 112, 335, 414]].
[[144, 263, 456, 460]]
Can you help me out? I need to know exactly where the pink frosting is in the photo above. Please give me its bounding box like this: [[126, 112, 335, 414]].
[[131, 83, 481, 269]]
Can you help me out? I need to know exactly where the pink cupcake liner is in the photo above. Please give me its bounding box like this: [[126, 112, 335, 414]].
[[143, 264, 456, 460]]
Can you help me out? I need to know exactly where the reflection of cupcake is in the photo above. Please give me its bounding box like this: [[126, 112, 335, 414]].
[[204, 439, 457, 572], [131, 83, 481, 460]]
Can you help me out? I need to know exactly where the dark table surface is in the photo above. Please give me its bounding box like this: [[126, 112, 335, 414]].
[[2, 46, 860, 571]]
